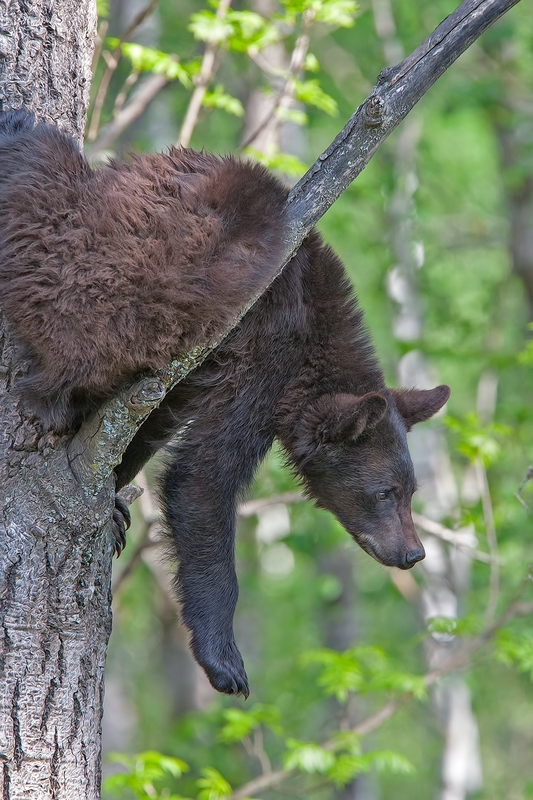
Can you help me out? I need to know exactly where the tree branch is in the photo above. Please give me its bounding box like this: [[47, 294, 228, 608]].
[[88, 72, 168, 156], [71, 0, 523, 495]]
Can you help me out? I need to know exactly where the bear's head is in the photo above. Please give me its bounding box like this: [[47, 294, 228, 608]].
[[289, 385, 450, 570]]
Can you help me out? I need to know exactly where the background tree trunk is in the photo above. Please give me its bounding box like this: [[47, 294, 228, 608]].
[[0, 2, 108, 798]]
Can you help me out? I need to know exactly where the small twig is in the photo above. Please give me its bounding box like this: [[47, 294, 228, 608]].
[[238, 492, 305, 517], [177, 0, 233, 147], [240, 8, 315, 152], [91, 20, 109, 78], [412, 511, 499, 565], [87, 0, 160, 142], [474, 459, 499, 625], [242, 729, 272, 776], [515, 465, 533, 511], [113, 69, 141, 116], [88, 72, 168, 156]]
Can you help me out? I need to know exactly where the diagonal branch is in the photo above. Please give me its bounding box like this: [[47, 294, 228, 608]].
[[70, 0, 522, 495]]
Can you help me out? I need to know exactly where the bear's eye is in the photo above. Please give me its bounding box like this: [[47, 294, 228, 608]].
[[375, 490, 390, 502]]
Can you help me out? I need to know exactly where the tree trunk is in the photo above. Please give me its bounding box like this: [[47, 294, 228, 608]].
[[0, 2, 106, 798]]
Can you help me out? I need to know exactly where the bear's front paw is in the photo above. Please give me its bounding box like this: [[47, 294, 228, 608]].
[[112, 495, 131, 556], [193, 638, 250, 698]]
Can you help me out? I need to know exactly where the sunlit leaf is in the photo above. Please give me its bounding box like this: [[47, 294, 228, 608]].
[[304, 52, 320, 72], [326, 754, 371, 787], [245, 147, 307, 177], [107, 40, 191, 86], [189, 11, 234, 44], [203, 87, 244, 117], [226, 10, 279, 51], [283, 739, 336, 773], [293, 79, 338, 115], [97, 0, 109, 19], [368, 749, 416, 776], [445, 414, 511, 466], [276, 107, 308, 127], [495, 630, 533, 680], [197, 767, 232, 799], [280, 0, 358, 28], [218, 704, 282, 743]]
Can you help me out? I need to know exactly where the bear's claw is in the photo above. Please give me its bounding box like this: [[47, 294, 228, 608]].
[[112, 495, 131, 556]]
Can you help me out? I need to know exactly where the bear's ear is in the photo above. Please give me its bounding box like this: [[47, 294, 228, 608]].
[[301, 392, 388, 445], [391, 385, 450, 431]]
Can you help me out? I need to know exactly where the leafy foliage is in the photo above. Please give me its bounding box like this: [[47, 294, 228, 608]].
[[302, 646, 427, 702], [107, 40, 192, 85], [103, 751, 189, 799], [444, 413, 512, 466], [494, 630, 533, 681]]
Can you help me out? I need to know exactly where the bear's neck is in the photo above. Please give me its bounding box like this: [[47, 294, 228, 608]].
[[275, 232, 387, 443]]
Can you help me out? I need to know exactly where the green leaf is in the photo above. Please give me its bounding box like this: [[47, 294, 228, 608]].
[[304, 52, 320, 72], [302, 646, 392, 702], [107, 41, 191, 86], [330, 730, 362, 755], [367, 749, 416, 776], [276, 107, 308, 127], [226, 11, 279, 51], [283, 739, 336, 774], [313, 0, 359, 28], [203, 86, 244, 117], [244, 147, 307, 178], [293, 79, 338, 115], [301, 648, 365, 702], [97, 0, 109, 18], [218, 704, 281, 743], [196, 767, 232, 799], [327, 748, 416, 782], [426, 614, 482, 636], [326, 754, 371, 787], [103, 751, 189, 798], [188, 11, 234, 44], [494, 630, 533, 680], [444, 413, 511, 466], [426, 616, 458, 635], [280, 0, 358, 28], [367, 671, 427, 700]]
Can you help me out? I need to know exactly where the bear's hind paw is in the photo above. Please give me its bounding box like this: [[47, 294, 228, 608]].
[[194, 640, 250, 698]]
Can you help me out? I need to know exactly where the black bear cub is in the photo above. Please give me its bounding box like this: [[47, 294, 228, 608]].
[[0, 111, 450, 697]]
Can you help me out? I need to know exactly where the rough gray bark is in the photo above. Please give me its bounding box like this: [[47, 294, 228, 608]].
[[0, 0, 523, 798], [0, 2, 105, 798], [0, 0, 96, 143]]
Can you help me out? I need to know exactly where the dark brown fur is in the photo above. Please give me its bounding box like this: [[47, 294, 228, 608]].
[[0, 112, 450, 697], [0, 111, 286, 430]]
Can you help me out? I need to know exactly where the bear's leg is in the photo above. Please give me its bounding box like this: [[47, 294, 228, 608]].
[[160, 386, 278, 697]]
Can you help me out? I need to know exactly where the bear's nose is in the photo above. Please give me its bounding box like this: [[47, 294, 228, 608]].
[[404, 547, 425, 568]]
